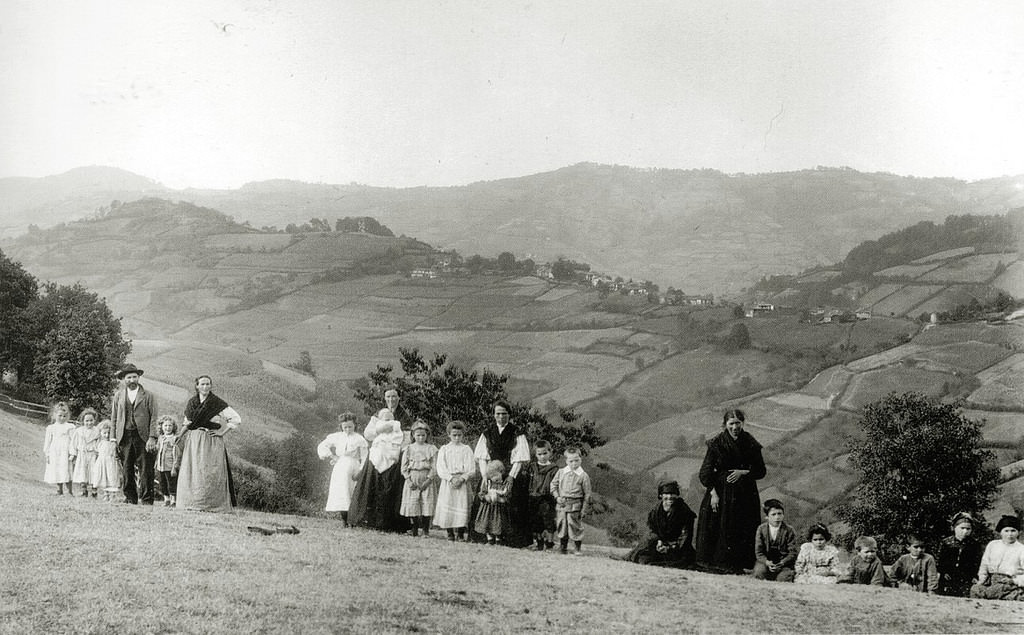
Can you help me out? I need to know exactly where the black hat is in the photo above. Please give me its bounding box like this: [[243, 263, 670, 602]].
[[996, 515, 1021, 532], [115, 363, 144, 379], [657, 480, 681, 496]]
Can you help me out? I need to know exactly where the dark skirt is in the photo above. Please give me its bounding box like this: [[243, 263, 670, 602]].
[[626, 538, 696, 568], [348, 461, 405, 532], [695, 481, 761, 572], [474, 501, 511, 536]]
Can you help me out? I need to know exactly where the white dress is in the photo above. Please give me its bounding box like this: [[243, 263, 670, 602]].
[[317, 431, 368, 512], [70, 426, 100, 483], [434, 442, 478, 529], [43, 422, 76, 484], [794, 542, 841, 584], [92, 438, 121, 492]]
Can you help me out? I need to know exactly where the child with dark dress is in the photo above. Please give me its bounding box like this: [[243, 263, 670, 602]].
[[551, 447, 592, 555], [840, 535, 889, 586], [936, 512, 983, 597], [626, 480, 696, 568], [527, 440, 560, 551], [475, 460, 511, 545], [753, 499, 798, 582], [155, 415, 179, 507]]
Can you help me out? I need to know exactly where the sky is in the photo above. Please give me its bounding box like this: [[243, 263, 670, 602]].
[[1, 0, 1023, 189]]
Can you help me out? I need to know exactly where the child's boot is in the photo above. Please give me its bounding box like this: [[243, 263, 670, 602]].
[[66, 482, 73, 496], [573, 540, 583, 556], [91, 486, 98, 498], [457, 528, 466, 542], [559, 537, 569, 554], [446, 528, 456, 542], [56, 483, 64, 495], [534, 534, 545, 551], [170, 495, 176, 507], [420, 516, 431, 537], [340, 511, 348, 527], [409, 520, 419, 537]]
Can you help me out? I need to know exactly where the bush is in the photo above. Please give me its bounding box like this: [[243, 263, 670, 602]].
[[837, 392, 1000, 550]]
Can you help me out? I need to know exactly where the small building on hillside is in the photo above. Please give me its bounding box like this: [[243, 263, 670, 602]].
[[410, 268, 438, 279], [745, 302, 775, 318]]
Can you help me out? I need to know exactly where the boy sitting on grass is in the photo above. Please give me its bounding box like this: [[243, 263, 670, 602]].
[[752, 498, 798, 582], [890, 534, 939, 593], [840, 535, 889, 586]]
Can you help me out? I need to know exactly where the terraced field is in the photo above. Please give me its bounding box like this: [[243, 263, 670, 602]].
[[869, 284, 944, 317], [919, 252, 1017, 284]]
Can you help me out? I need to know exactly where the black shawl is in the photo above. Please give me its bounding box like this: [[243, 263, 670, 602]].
[[185, 392, 230, 430]]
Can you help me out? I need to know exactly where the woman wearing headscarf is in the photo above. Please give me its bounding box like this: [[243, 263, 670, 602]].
[[626, 480, 697, 568], [695, 408, 766, 573], [176, 375, 241, 512]]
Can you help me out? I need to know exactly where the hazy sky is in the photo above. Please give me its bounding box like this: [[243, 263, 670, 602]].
[[2, 1, 1022, 189]]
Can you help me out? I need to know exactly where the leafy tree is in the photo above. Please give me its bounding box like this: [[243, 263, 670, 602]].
[[23, 283, 131, 413], [721, 322, 750, 352], [0, 249, 39, 381], [496, 251, 516, 272], [290, 350, 315, 376], [838, 392, 1000, 551], [352, 348, 604, 455]]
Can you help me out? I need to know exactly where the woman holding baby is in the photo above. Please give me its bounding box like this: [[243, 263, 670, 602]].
[[348, 388, 413, 531]]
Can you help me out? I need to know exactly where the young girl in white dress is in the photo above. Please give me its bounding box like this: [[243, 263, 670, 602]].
[[794, 523, 842, 584], [317, 412, 368, 525], [70, 407, 100, 498], [92, 420, 121, 501], [43, 402, 76, 495], [434, 420, 477, 541]]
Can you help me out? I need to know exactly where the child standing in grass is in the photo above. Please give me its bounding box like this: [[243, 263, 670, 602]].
[[92, 420, 121, 501], [400, 420, 438, 537], [434, 421, 476, 542], [70, 408, 100, 498], [551, 447, 592, 555], [794, 523, 841, 584], [475, 460, 512, 545], [890, 534, 939, 593], [42, 402, 75, 495], [839, 536, 889, 586], [155, 415, 179, 507], [937, 512, 983, 597], [527, 440, 560, 551]]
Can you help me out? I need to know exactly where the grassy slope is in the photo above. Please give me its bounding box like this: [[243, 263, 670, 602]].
[[3, 411, 1024, 634]]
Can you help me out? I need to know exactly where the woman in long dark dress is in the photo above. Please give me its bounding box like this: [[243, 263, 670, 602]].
[[348, 388, 411, 531], [473, 400, 531, 545], [695, 409, 766, 573]]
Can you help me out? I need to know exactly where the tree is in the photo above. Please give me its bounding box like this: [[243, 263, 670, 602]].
[[0, 249, 39, 380], [23, 282, 131, 413], [496, 251, 516, 273], [838, 393, 1000, 551], [721, 323, 750, 352], [290, 350, 314, 376], [352, 348, 604, 455]]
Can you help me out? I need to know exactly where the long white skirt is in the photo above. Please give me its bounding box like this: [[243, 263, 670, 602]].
[[325, 455, 361, 512]]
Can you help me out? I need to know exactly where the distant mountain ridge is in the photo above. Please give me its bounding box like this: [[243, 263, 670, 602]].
[[4, 164, 1023, 292]]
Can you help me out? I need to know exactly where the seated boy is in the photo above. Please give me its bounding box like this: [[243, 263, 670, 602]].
[[626, 480, 696, 568], [527, 440, 560, 551], [551, 447, 592, 555], [840, 535, 889, 586], [752, 498, 798, 582], [890, 534, 939, 593]]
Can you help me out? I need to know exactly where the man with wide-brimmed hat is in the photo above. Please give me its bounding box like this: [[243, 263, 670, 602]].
[[110, 363, 158, 505]]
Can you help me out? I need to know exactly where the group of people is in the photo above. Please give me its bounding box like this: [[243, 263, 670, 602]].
[[42, 364, 241, 513], [42, 371, 1024, 602], [317, 391, 593, 553]]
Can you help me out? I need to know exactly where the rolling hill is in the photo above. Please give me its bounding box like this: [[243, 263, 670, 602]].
[[4, 164, 1024, 292], [2, 195, 1023, 537]]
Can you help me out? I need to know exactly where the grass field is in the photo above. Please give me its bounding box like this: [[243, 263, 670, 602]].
[[838, 367, 952, 411], [4, 408, 1023, 634], [909, 246, 975, 264], [919, 253, 1017, 284], [968, 354, 1024, 411], [869, 284, 945, 317], [875, 262, 943, 279]]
